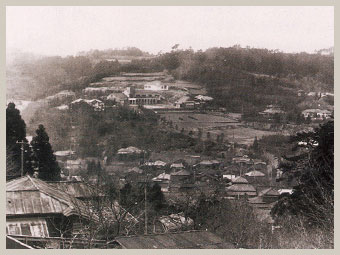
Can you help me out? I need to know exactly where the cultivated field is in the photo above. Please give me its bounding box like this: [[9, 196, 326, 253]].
[[160, 112, 240, 129], [159, 112, 281, 146]]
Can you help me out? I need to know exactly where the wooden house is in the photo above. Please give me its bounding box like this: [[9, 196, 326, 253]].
[[6, 176, 96, 238], [225, 176, 257, 198]]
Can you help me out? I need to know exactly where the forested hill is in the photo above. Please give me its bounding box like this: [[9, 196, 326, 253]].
[[156, 47, 333, 113], [7, 46, 333, 113], [77, 47, 152, 58]]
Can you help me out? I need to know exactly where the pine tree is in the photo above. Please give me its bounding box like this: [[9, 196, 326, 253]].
[[272, 120, 334, 228], [31, 124, 60, 181], [6, 102, 33, 178]]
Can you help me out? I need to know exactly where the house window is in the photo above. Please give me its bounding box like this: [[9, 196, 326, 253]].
[[7, 224, 21, 235], [31, 223, 45, 237], [21, 223, 32, 236]]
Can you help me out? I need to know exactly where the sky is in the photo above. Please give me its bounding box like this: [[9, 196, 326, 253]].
[[6, 6, 334, 56]]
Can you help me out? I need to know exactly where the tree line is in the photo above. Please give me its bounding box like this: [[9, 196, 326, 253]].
[[6, 102, 60, 181]]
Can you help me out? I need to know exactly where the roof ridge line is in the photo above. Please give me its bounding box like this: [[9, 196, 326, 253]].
[[27, 175, 40, 191]]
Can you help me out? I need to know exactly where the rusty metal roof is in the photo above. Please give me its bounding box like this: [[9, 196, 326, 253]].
[[6, 176, 92, 218], [115, 230, 235, 249]]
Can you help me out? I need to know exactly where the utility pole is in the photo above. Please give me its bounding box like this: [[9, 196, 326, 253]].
[[144, 175, 148, 235], [16, 140, 25, 176]]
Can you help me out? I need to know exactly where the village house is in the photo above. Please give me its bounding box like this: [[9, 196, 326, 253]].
[[244, 170, 268, 185], [225, 176, 257, 198], [70, 98, 105, 111], [169, 170, 195, 192], [259, 104, 285, 118], [194, 172, 221, 188], [248, 187, 280, 224], [174, 96, 199, 109], [6, 176, 96, 239], [152, 172, 171, 192], [117, 146, 145, 160]]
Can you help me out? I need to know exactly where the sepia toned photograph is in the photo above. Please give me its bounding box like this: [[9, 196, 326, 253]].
[[5, 5, 334, 249]]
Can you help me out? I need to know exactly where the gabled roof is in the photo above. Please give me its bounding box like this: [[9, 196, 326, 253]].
[[115, 230, 235, 249], [6, 176, 93, 219]]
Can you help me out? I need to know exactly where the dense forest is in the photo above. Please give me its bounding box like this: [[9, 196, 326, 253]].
[[7, 46, 333, 114]]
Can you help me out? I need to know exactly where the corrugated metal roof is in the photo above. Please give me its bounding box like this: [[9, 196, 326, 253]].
[[115, 230, 235, 249], [6, 176, 93, 219]]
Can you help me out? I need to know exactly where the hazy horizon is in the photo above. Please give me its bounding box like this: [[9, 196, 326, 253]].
[[7, 6, 334, 57]]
